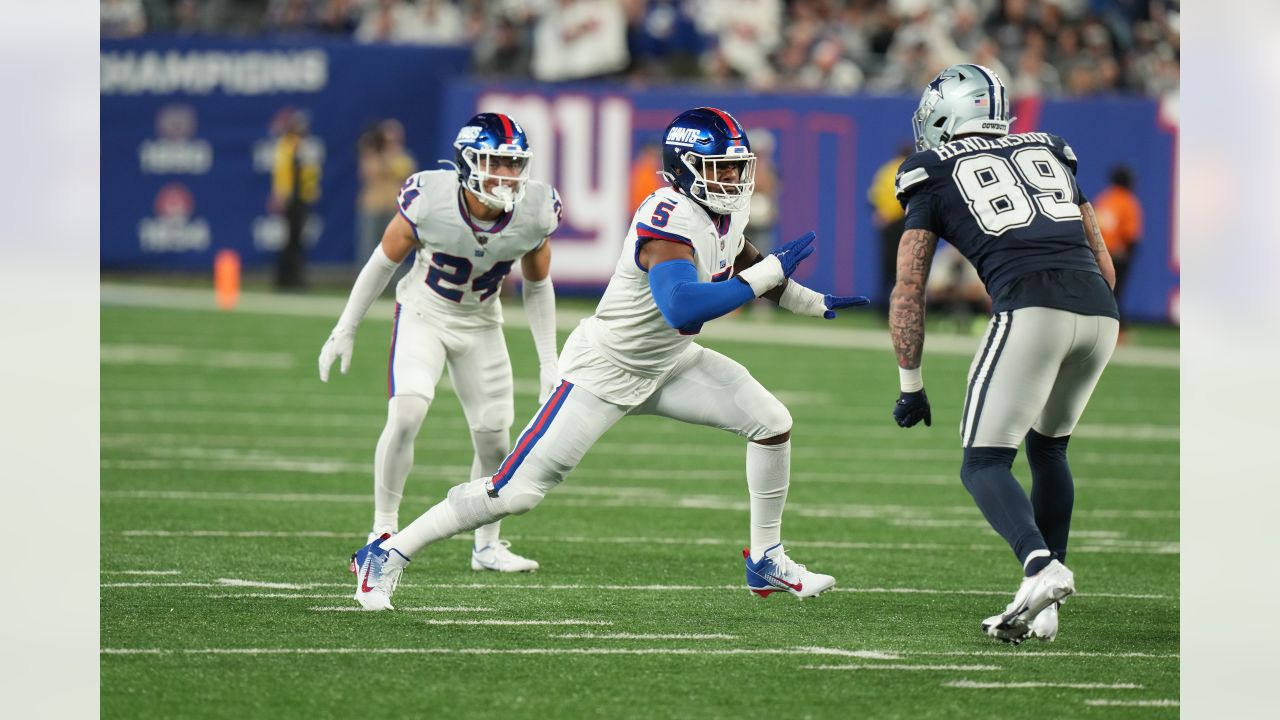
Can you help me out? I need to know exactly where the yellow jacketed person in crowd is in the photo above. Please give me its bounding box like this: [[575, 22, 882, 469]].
[[273, 109, 322, 289]]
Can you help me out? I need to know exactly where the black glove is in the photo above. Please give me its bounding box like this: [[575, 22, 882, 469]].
[[893, 389, 932, 428]]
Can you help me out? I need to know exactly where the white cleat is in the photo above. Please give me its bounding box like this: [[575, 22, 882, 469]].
[[1028, 601, 1060, 642], [981, 559, 1075, 644], [744, 543, 836, 599], [350, 534, 409, 611], [471, 540, 540, 573]]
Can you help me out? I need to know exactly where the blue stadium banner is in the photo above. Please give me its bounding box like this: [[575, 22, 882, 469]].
[[442, 85, 1179, 323], [101, 36, 469, 270]]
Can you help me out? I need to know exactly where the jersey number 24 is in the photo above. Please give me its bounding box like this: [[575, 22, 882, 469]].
[[952, 147, 1081, 236]]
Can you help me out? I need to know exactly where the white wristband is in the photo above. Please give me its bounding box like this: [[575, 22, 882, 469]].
[[736, 255, 785, 296], [778, 281, 826, 317], [899, 366, 924, 392]]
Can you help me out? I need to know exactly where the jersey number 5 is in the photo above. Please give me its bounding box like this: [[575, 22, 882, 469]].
[[952, 148, 1081, 236], [650, 201, 678, 228]]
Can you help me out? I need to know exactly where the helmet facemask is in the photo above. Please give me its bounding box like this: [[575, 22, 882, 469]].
[[460, 144, 531, 213], [679, 149, 756, 215]]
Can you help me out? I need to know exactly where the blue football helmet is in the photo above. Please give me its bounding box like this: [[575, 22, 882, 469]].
[[453, 112, 532, 212], [661, 107, 755, 215]]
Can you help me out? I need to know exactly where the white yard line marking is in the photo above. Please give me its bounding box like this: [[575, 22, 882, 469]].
[[1083, 699, 1178, 707], [101, 570, 181, 575], [422, 620, 612, 626], [309, 606, 495, 613], [101, 344, 296, 370], [99, 579, 1171, 600], [945, 680, 1143, 690], [549, 633, 738, 641], [215, 578, 313, 589], [115, 526, 1176, 557], [98, 646, 924, 658], [910, 650, 1179, 659], [211, 594, 350, 599], [804, 664, 1002, 672], [105, 488, 1177, 525]]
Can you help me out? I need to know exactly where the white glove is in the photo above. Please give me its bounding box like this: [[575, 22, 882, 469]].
[[318, 328, 356, 382], [538, 362, 560, 404]]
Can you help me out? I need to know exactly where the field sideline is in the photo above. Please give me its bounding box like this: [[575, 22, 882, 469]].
[[101, 285, 1178, 718]]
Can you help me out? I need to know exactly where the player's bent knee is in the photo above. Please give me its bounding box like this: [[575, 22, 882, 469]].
[[960, 446, 1018, 487], [498, 484, 546, 515], [751, 399, 793, 442], [445, 477, 509, 529], [386, 395, 430, 440], [474, 401, 515, 434]]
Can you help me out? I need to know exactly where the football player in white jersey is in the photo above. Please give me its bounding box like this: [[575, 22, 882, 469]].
[[349, 107, 870, 611], [319, 113, 562, 574]]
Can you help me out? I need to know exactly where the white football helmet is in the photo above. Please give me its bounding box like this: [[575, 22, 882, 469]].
[[912, 63, 1013, 151]]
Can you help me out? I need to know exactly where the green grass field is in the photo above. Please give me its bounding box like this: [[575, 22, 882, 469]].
[[101, 288, 1179, 718]]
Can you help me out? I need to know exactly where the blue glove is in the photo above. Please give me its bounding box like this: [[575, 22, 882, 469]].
[[772, 231, 816, 278], [893, 389, 932, 428], [822, 294, 871, 319]]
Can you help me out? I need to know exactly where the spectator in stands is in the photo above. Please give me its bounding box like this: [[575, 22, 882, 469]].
[[626, 0, 704, 80], [264, 0, 319, 35], [472, 13, 533, 78], [698, 0, 783, 89], [798, 37, 864, 93], [354, 0, 415, 44], [271, 109, 322, 290], [356, 119, 416, 263], [531, 0, 630, 82], [102, 0, 147, 37], [1092, 164, 1143, 337], [398, 0, 468, 45], [316, 0, 362, 35]]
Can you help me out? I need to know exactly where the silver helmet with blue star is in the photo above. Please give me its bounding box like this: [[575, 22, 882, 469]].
[[912, 64, 1013, 151]]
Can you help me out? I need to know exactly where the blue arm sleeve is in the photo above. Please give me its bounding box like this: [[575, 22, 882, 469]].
[[648, 259, 756, 330]]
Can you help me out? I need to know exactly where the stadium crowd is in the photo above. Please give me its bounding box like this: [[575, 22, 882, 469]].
[[103, 0, 1178, 99]]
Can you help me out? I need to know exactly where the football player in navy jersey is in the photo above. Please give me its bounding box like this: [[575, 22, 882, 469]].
[[887, 64, 1119, 644]]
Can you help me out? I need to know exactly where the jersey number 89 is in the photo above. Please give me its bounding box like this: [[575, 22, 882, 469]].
[[952, 147, 1081, 236]]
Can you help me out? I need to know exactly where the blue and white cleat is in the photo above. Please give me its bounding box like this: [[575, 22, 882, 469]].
[[350, 533, 409, 612], [743, 543, 835, 599]]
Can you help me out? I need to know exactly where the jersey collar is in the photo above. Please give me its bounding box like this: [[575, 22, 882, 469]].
[[457, 188, 513, 235]]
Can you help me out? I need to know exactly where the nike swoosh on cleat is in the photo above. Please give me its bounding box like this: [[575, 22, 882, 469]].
[[766, 574, 802, 592], [360, 565, 374, 593]]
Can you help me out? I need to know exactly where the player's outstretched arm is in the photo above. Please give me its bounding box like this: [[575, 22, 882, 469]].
[[735, 239, 870, 319], [1079, 201, 1117, 290], [889, 228, 938, 428], [521, 239, 559, 403], [642, 232, 818, 330], [318, 213, 415, 382]]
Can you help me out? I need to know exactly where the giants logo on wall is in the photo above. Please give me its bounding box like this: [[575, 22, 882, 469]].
[[137, 182, 210, 252], [139, 104, 213, 175]]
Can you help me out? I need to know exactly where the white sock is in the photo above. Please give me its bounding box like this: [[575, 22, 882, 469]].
[[469, 429, 510, 549], [746, 440, 790, 562], [383, 496, 463, 559], [373, 396, 428, 534]]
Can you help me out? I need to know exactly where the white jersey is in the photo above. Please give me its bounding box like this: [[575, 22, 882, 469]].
[[561, 186, 748, 405], [395, 170, 561, 330]]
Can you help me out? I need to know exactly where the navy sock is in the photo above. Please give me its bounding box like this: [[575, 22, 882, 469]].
[[961, 446, 1048, 566], [1026, 430, 1074, 563]]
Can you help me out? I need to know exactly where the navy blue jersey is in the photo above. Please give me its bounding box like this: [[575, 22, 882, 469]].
[[896, 132, 1117, 318]]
